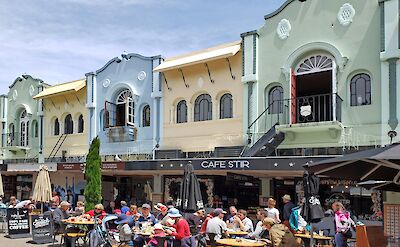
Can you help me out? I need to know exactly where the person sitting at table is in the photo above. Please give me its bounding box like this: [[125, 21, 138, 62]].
[[7, 196, 18, 208], [206, 208, 228, 241], [154, 203, 169, 222], [200, 210, 215, 234], [105, 201, 117, 214], [53, 201, 80, 247], [248, 209, 268, 239], [265, 198, 281, 223], [232, 209, 254, 233], [289, 203, 310, 234], [147, 223, 167, 247], [85, 204, 106, 220], [0, 197, 7, 208], [137, 203, 157, 225], [75, 201, 85, 215], [224, 206, 237, 225], [262, 217, 299, 247], [120, 201, 130, 214], [127, 204, 141, 220], [115, 214, 134, 244], [164, 208, 191, 246], [185, 208, 205, 235]]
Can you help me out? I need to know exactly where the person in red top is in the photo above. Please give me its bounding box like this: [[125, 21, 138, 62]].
[[200, 211, 215, 234], [85, 203, 106, 220], [165, 207, 191, 245]]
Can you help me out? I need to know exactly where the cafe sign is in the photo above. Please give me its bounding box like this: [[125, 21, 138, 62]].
[[6, 208, 31, 239], [200, 160, 250, 169]]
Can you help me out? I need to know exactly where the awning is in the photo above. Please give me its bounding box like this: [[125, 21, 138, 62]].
[[7, 163, 57, 172], [33, 79, 85, 99], [154, 40, 241, 72]]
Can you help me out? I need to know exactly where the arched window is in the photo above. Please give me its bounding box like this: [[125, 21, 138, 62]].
[[78, 114, 84, 133], [116, 89, 134, 126], [54, 118, 60, 135], [350, 73, 371, 106], [268, 86, 284, 114], [20, 109, 29, 146], [32, 120, 38, 138], [64, 114, 73, 134], [296, 55, 333, 75], [142, 105, 151, 127], [176, 100, 187, 123], [194, 94, 212, 122], [220, 93, 233, 119]]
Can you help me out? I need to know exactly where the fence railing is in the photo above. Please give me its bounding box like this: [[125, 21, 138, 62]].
[[1, 133, 39, 148]]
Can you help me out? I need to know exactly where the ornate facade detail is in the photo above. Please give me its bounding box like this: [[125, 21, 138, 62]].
[[337, 3, 355, 26], [277, 19, 291, 40]]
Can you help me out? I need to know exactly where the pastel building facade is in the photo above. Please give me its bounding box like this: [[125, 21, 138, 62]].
[[85, 53, 163, 160]]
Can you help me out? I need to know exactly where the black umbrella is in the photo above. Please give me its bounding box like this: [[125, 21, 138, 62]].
[[305, 144, 400, 182], [301, 171, 324, 223], [176, 163, 204, 213]]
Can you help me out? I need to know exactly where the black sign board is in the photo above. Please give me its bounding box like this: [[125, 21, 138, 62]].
[[6, 208, 31, 238], [30, 214, 52, 244]]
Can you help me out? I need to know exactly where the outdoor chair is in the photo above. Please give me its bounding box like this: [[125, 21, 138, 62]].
[[206, 233, 217, 247]]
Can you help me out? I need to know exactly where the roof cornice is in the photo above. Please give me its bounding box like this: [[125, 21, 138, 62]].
[[264, 0, 296, 20]]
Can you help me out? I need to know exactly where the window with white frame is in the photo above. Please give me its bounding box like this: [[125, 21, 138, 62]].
[[20, 109, 29, 146]]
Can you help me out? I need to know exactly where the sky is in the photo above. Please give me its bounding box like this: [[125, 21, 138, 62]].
[[0, 0, 285, 93]]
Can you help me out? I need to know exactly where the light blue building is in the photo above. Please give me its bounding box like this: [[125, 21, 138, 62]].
[[86, 53, 163, 160]]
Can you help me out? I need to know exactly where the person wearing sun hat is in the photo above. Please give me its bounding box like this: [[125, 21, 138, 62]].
[[165, 208, 191, 242], [154, 202, 169, 221], [147, 223, 166, 247]]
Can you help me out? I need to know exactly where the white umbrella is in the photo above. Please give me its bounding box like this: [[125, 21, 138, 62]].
[[32, 165, 52, 211], [0, 172, 4, 197]]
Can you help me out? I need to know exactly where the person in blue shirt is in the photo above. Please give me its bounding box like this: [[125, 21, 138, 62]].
[[121, 201, 130, 214], [0, 197, 6, 208], [137, 203, 157, 225]]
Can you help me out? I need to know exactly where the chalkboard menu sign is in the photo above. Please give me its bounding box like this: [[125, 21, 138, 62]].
[[30, 214, 52, 244], [6, 208, 31, 238]]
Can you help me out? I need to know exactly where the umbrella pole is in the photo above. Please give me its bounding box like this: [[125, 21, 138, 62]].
[[310, 222, 314, 247], [41, 202, 43, 214]]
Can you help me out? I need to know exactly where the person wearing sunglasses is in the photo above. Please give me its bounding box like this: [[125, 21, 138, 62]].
[[86, 204, 106, 220]]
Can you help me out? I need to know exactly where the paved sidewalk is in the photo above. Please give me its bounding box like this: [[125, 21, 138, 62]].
[[0, 234, 59, 246]]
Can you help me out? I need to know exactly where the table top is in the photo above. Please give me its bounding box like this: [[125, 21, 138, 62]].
[[294, 233, 332, 240], [228, 231, 250, 235], [217, 238, 265, 247], [62, 219, 95, 225]]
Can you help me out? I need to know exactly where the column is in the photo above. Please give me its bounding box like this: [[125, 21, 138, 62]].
[[152, 174, 163, 204]]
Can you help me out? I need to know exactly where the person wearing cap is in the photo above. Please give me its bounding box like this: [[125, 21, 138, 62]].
[[137, 203, 157, 224], [154, 203, 169, 221], [53, 201, 80, 247], [206, 208, 228, 240], [262, 217, 299, 247], [282, 194, 295, 228], [232, 209, 254, 233], [164, 208, 191, 244], [200, 210, 215, 234], [147, 223, 166, 247]]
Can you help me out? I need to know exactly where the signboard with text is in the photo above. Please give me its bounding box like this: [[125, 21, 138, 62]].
[[6, 208, 31, 238], [30, 214, 52, 244]]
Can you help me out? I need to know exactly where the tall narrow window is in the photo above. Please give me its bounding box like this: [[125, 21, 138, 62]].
[[20, 110, 29, 146], [116, 89, 134, 126], [176, 100, 187, 123], [268, 86, 284, 114], [32, 120, 38, 138], [64, 114, 73, 134], [194, 94, 212, 122], [350, 73, 371, 106], [220, 93, 233, 119], [8, 123, 15, 146], [78, 114, 84, 133], [142, 105, 151, 127], [54, 118, 60, 135]]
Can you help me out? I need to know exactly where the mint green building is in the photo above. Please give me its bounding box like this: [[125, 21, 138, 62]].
[[242, 0, 398, 156]]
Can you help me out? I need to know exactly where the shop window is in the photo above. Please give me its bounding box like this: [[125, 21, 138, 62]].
[[194, 94, 212, 122], [268, 86, 284, 114], [176, 100, 187, 123], [220, 93, 233, 119], [64, 114, 73, 134], [350, 73, 371, 106], [142, 105, 150, 127], [54, 118, 60, 135], [78, 114, 84, 133]]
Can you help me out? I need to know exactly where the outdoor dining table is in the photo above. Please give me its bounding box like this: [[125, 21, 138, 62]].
[[294, 233, 332, 245], [216, 238, 266, 247], [61, 219, 95, 247], [227, 230, 249, 237]]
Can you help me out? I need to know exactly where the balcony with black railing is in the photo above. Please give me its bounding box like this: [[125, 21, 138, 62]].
[[1, 132, 38, 151]]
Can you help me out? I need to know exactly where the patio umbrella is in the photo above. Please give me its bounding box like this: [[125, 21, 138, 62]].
[[176, 163, 204, 213], [301, 171, 324, 247], [0, 172, 3, 197], [32, 165, 52, 213], [357, 180, 400, 192], [305, 144, 400, 182]]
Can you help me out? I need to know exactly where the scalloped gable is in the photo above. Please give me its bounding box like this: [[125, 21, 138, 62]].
[[86, 53, 162, 76], [9, 74, 45, 89], [264, 0, 296, 20]]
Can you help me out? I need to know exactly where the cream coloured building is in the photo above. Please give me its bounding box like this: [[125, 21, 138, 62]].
[[155, 41, 244, 156]]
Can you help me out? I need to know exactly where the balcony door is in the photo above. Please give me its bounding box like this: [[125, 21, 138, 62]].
[[115, 89, 135, 127], [20, 109, 29, 147], [292, 54, 337, 123]]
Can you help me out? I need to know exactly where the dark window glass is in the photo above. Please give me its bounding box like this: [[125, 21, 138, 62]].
[[220, 93, 233, 119], [194, 94, 212, 122], [143, 105, 151, 127], [78, 114, 84, 133], [64, 114, 73, 134], [268, 86, 284, 114], [54, 118, 60, 135], [33, 121, 38, 138], [177, 100, 187, 124], [350, 73, 371, 106]]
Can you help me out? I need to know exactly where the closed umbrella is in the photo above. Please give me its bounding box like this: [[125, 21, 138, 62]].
[[32, 165, 52, 213], [0, 172, 3, 197], [301, 171, 324, 247], [176, 163, 204, 213]]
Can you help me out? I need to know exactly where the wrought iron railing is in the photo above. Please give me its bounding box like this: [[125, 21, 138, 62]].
[[1, 132, 38, 148]]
